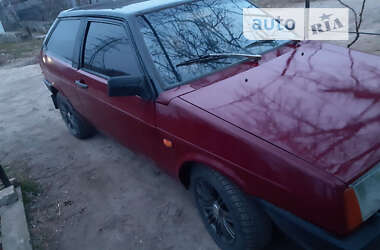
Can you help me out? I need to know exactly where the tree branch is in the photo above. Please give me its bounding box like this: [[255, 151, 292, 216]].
[[336, 0, 367, 48]]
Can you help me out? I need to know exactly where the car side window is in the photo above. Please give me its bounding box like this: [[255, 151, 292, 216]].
[[82, 21, 140, 78], [46, 19, 81, 62]]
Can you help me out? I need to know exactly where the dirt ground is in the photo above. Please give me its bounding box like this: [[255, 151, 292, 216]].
[[0, 64, 301, 250]]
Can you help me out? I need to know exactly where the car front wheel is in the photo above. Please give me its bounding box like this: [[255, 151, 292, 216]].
[[191, 166, 272, 250]]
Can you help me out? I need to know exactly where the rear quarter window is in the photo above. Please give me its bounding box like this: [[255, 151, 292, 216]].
[[46, 19, 81, 62]]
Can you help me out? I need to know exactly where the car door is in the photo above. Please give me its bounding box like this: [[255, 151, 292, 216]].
[[41, 18, 83, 110], [75, 18, 158, 155]]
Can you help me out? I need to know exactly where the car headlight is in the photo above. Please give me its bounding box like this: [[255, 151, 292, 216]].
[[344, 162, 380, 231], [350, 163, 380, 221], [344, 187, 362, 231]]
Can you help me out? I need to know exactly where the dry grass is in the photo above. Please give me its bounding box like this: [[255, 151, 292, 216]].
[[0, 39, 42, 66]]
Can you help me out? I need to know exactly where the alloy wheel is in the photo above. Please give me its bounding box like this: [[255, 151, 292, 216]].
[[60, 104, 79, 135], [195, 179, 236, 244]]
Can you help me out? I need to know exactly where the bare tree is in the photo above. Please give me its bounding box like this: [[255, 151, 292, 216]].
[[0, 0, 22, 30], [336, 0, 367, 48], [70, 0, 78, 7]]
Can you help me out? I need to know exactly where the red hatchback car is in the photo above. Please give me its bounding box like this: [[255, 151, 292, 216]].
[[40, 0, 380, 249]]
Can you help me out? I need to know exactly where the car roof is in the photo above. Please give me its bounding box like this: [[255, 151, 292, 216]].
[[58, 0, 195, 19]]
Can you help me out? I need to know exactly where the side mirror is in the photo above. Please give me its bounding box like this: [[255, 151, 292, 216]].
[[108, 75, 145, 97]]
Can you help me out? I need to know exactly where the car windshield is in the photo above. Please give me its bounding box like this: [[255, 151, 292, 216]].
[[138, 0, 288, 89]]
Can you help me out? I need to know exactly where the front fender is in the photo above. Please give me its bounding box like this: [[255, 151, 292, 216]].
[[176, 152, 246, 190]]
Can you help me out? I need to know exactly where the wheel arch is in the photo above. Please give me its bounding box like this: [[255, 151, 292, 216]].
[[43, 79, 60, 109], [177, 154, 246, 191], [51, 86, 59, 109]]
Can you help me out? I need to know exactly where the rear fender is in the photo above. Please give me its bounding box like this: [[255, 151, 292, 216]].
[[43, 79, 59, 109]]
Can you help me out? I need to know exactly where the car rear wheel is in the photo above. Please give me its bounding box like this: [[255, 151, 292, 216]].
[[191, 166, 272, 250], [56, 93, 95, 139]]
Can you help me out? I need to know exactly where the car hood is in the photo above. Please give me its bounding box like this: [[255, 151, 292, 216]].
[[181, 41, 380, 183]]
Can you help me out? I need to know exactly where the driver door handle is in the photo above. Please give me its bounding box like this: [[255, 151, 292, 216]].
[[75, 80, 88, 89]]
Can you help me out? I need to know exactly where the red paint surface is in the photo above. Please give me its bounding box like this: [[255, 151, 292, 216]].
[[182, 41, 380, 184], [41, 41, 380, 235]]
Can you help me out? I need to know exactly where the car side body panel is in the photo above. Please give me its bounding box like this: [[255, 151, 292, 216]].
[[76, 68, 159, 156], [154, 97, 347, 234], [40, 55, 83, 112]]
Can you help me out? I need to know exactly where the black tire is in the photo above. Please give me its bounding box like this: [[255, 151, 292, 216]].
[[190, 166, 272, 250], [56, 92, 95, 139]]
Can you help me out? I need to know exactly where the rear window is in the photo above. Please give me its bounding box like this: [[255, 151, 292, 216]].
[[46, 19, 81, 62]]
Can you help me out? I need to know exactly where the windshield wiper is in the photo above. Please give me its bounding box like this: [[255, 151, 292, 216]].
[[176, 53, 262, 68], [245, 40, 277, 49]]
